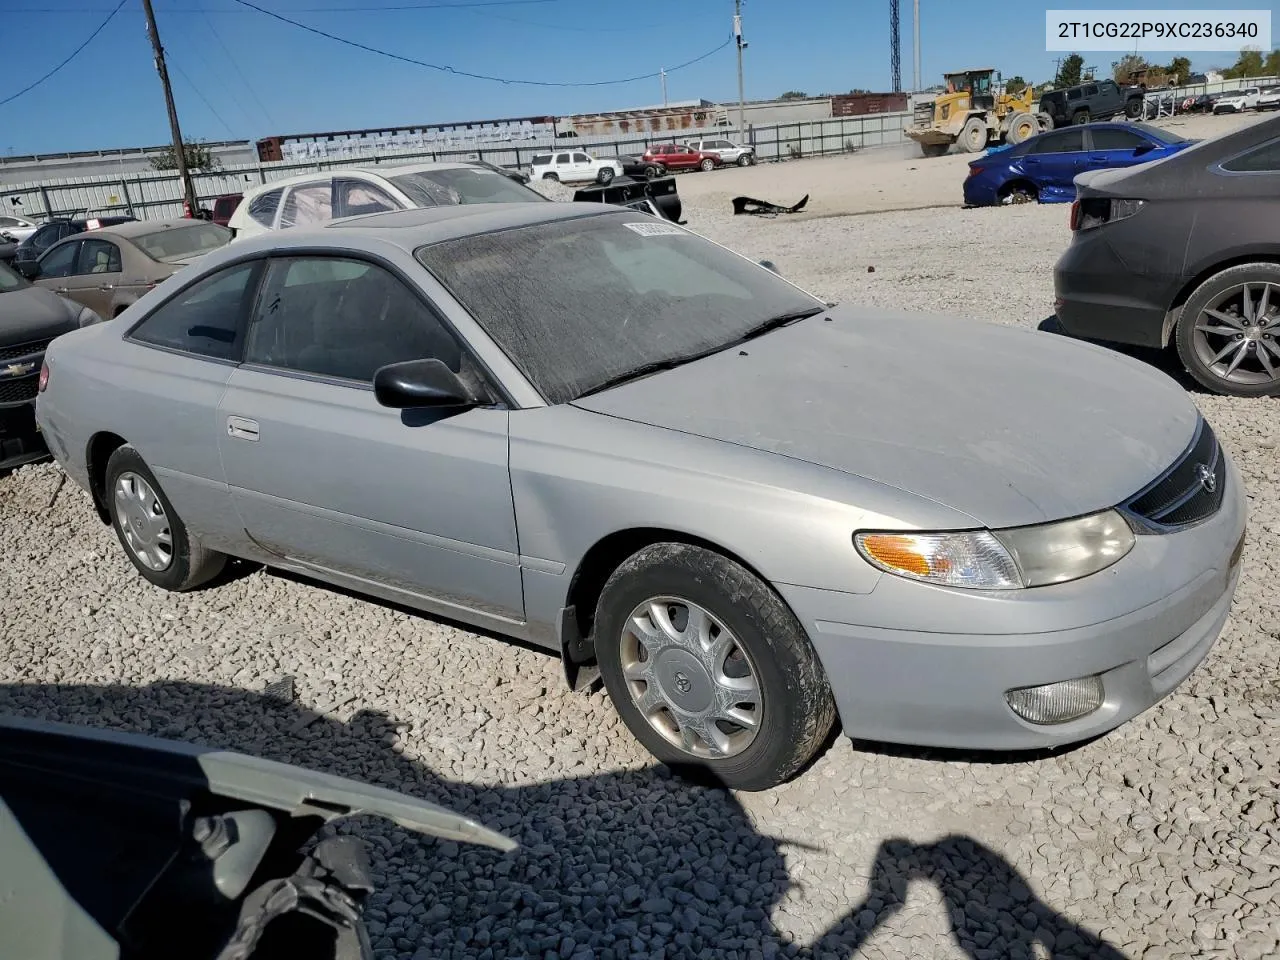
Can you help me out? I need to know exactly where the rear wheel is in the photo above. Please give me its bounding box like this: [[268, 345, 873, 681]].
[[1124, 98, 1143, 119], [594, 543, 836, 791], [644, 165, 662, 180], [1005, 112, 1038, 145], [542, 172, 559, 182], [105, 445, 225, 591], [959, 117, 988, 153], [999, 181, 1038, 204], [1071, 109, 1091, 125], [1175, 263, 1280, 397], [921, 142, 949, 158], [1036, 112, 1055, 131], [699, 158, 716, 172]]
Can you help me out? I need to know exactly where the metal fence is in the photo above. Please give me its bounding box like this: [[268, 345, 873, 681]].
[[0, 112, 914, 223]]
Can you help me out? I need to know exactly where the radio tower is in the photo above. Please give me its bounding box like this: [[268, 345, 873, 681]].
[[890, 0, 901, 93]]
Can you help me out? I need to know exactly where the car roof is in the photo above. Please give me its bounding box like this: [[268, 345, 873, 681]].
[[88, 218, 217, 240], [241, 160, 482, 197]]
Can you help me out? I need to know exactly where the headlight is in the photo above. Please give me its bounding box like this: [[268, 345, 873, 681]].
[[76, 305, 103, 327], [855, 509, 1134, 590]]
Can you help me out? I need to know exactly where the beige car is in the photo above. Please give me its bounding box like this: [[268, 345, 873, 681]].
[[15, 219, 232, 319]]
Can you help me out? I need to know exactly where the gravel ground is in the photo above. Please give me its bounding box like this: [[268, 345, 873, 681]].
[[3, 137, 1279, 960]]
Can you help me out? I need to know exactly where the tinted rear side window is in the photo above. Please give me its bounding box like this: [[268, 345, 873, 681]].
[[247, 189, 283, 227], [532, 154, 552, 165], [1220, 138, 1280, 172]]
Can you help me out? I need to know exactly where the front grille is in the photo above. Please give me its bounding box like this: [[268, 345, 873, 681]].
[[0, 375, 38, 405], [1122, 419, 1225, 531], [0, 338, 50, 363], [913, 102, 934, 125]]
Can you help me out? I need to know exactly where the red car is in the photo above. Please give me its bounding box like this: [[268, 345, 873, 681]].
[[642, 143, 723, 172]]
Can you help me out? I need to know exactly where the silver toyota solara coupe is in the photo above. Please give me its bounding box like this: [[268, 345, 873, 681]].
[[35, 203, 1247, 790]]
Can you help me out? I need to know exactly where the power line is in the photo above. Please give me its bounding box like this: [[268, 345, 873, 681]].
[[227, 0, 731, 87], [168, 56, 237, 137], [200, 9, 278, 127], [461, 9, 635, 34], [0, 0, 128, 107], [10, 1, 559, 11]]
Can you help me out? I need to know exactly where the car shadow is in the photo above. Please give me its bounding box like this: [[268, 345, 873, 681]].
[[0, 679, 1132, 960], [1036, 315, 1208, 394]]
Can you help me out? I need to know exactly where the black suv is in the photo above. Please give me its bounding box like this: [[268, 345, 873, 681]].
[[6, 215, 135, 265], [1040, 80, 1145, 127]]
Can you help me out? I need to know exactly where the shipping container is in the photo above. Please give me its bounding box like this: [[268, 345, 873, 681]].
[[830, 93, 909, 117]]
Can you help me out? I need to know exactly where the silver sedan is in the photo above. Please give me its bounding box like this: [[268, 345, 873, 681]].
[[35, 203, 1247, 789]]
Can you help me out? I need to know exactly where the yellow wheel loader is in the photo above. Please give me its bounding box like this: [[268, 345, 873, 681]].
[[905, 69, 1051, 158]]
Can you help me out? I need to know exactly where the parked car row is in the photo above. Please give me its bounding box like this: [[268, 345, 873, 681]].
[[529, 138, 756, 184]]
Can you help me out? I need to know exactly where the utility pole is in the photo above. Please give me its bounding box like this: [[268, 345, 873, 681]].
[[912, 0, 920, 92], [734, 0, 746, 134], [141, 0, 197, 217], [661, 68, 667, 107]]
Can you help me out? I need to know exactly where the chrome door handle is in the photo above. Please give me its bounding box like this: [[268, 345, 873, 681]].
[[98, 284, 114, 291], [55, 286, 69, 293], [227, 416, 259, 441]]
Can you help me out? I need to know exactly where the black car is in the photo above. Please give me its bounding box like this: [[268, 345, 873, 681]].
[[613, 154, 663, 179], [9, 215, 136, 264], [0, 258, 104, 469], [1040, 79, 1145, 126], [1054, 114, 1280, 397]]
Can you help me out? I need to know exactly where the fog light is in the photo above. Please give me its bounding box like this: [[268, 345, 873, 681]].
[[1005, 676, 1104, 725]]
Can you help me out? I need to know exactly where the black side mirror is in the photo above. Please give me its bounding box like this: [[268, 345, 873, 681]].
[[1133, 143, 1155, 156], [14, 259, 39, 279], [759, 259, 781, 275], [373, 358, 488, 410]]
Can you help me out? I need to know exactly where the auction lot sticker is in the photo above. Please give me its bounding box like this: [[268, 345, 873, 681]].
[[1046, 9, 1271, 51], [624, 221, 687, 237]]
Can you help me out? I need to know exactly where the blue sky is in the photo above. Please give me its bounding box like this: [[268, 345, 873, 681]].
[[2, 0, 1273, 155]]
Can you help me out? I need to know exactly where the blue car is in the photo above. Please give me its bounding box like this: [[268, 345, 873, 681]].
[[962, 122, 1195, 207]]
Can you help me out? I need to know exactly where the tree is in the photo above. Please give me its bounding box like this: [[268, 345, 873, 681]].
[[149, 141, 220, 172], [1054, 53, 1084, 88], [1222, 47, 1264, 79], [1112, 54, 1149, 83], [778, 90, 808, 100], [1003, 75, 1028, 94], [1265, 48, 1280, 77], [1165, 56, 1192, 85]]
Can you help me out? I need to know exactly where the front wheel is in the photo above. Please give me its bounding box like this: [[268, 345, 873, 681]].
[[644, 165, 662, 180], [737, 153, 752, 167], [958, 117, 988, 153], [541, 172, 559, 182], [1071, 109, 1091, 125], [597, 167, 615, 184], [105, 445, 225, 591], [1124, 98, 1143, 119], [699, 158, 716, 172], [594, 543, 836, 791], [1175, 263, 1280, 397], [920, 142, 949, 158]]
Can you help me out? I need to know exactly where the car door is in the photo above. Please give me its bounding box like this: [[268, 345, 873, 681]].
[[116, 260, 263, 552], [60, 237, 124, 316], [1085, 127, 1152, 171], [216, 254, 523, 621], [1022, 128, 1087, 193], [570, 152, 593, 180], [554, 152, 572, 178], [30, 239, 82, 299]]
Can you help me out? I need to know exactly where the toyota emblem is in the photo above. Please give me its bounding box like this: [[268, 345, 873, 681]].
[[1195, 463, 1216, 494], [673, 671, 692, 694]]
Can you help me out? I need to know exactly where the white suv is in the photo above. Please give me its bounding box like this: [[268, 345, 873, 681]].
[[528, 150, 622, 184], [227, 160, 545, 240], [686, 138, 756, 167]]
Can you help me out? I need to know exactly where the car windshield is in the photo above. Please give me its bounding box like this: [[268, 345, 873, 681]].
[[1134, 124, 1186, 145], [415, 211, 825, 404], [133, 222, 232, 262], [0, 260, 28, 292], [390, 168, 545, 206]]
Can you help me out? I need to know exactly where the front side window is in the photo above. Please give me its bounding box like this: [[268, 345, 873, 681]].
[[415, 211, 823, 405], [573, 153, 590, 163], [1083, 84, 1098, 97], [389, 168, 545, 206], [79, 239, 122, 274], [245, 257, 463, 383], [129, 261, 258, 360], [279, 182, 333, 229], [39, 241, 81, 279], [1089, 129, 1144, 151]]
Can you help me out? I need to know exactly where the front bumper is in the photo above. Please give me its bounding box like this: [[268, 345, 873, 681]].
[[778, 455, 1248, 750], [1053, 230, 1179, 348]]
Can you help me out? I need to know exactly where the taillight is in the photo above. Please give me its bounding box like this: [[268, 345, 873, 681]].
[[1069, 200, 1081, 230], [968, 164, 982, 178], [38, 362, 49, 393], [1072, 198, 1144, 232]]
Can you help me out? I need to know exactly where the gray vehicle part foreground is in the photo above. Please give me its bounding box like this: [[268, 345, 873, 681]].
[[0, 714, 514, 960]]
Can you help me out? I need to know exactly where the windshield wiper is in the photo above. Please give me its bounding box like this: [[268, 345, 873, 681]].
[[736, 306, 826, 342]]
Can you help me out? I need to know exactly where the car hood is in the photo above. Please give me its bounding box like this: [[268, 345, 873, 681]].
[[572, 307, 1198, 528], [0, 286, 76, 343]]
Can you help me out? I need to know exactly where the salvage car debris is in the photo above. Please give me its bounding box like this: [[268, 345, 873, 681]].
[[0, 713, 514, 960], [732, 194, 810, 216]]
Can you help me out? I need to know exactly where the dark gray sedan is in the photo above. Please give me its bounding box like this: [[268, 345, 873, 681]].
[[35, 203, 1246, 789], [1055, 113, 1280, 396]]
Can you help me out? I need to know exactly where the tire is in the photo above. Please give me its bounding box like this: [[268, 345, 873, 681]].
[[959, 117, 988, 153], [593, 543, 836, 791], [542, 172, 559, 182], [1036, 112, 1055, 131], [1005, 112, 1038, 145], [920, 142, 949, 158], [1124, 98, 1143, 119], [999, 181, 1038, 204], [644, 166, 662, 180], [597, 167, 615, 185], [1071, 109, 1091, 125], [699, 158, 716, 172], [1174, 263, 1280, 398], [737, 153, 752, 167], [105, 445, 225, 591]]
